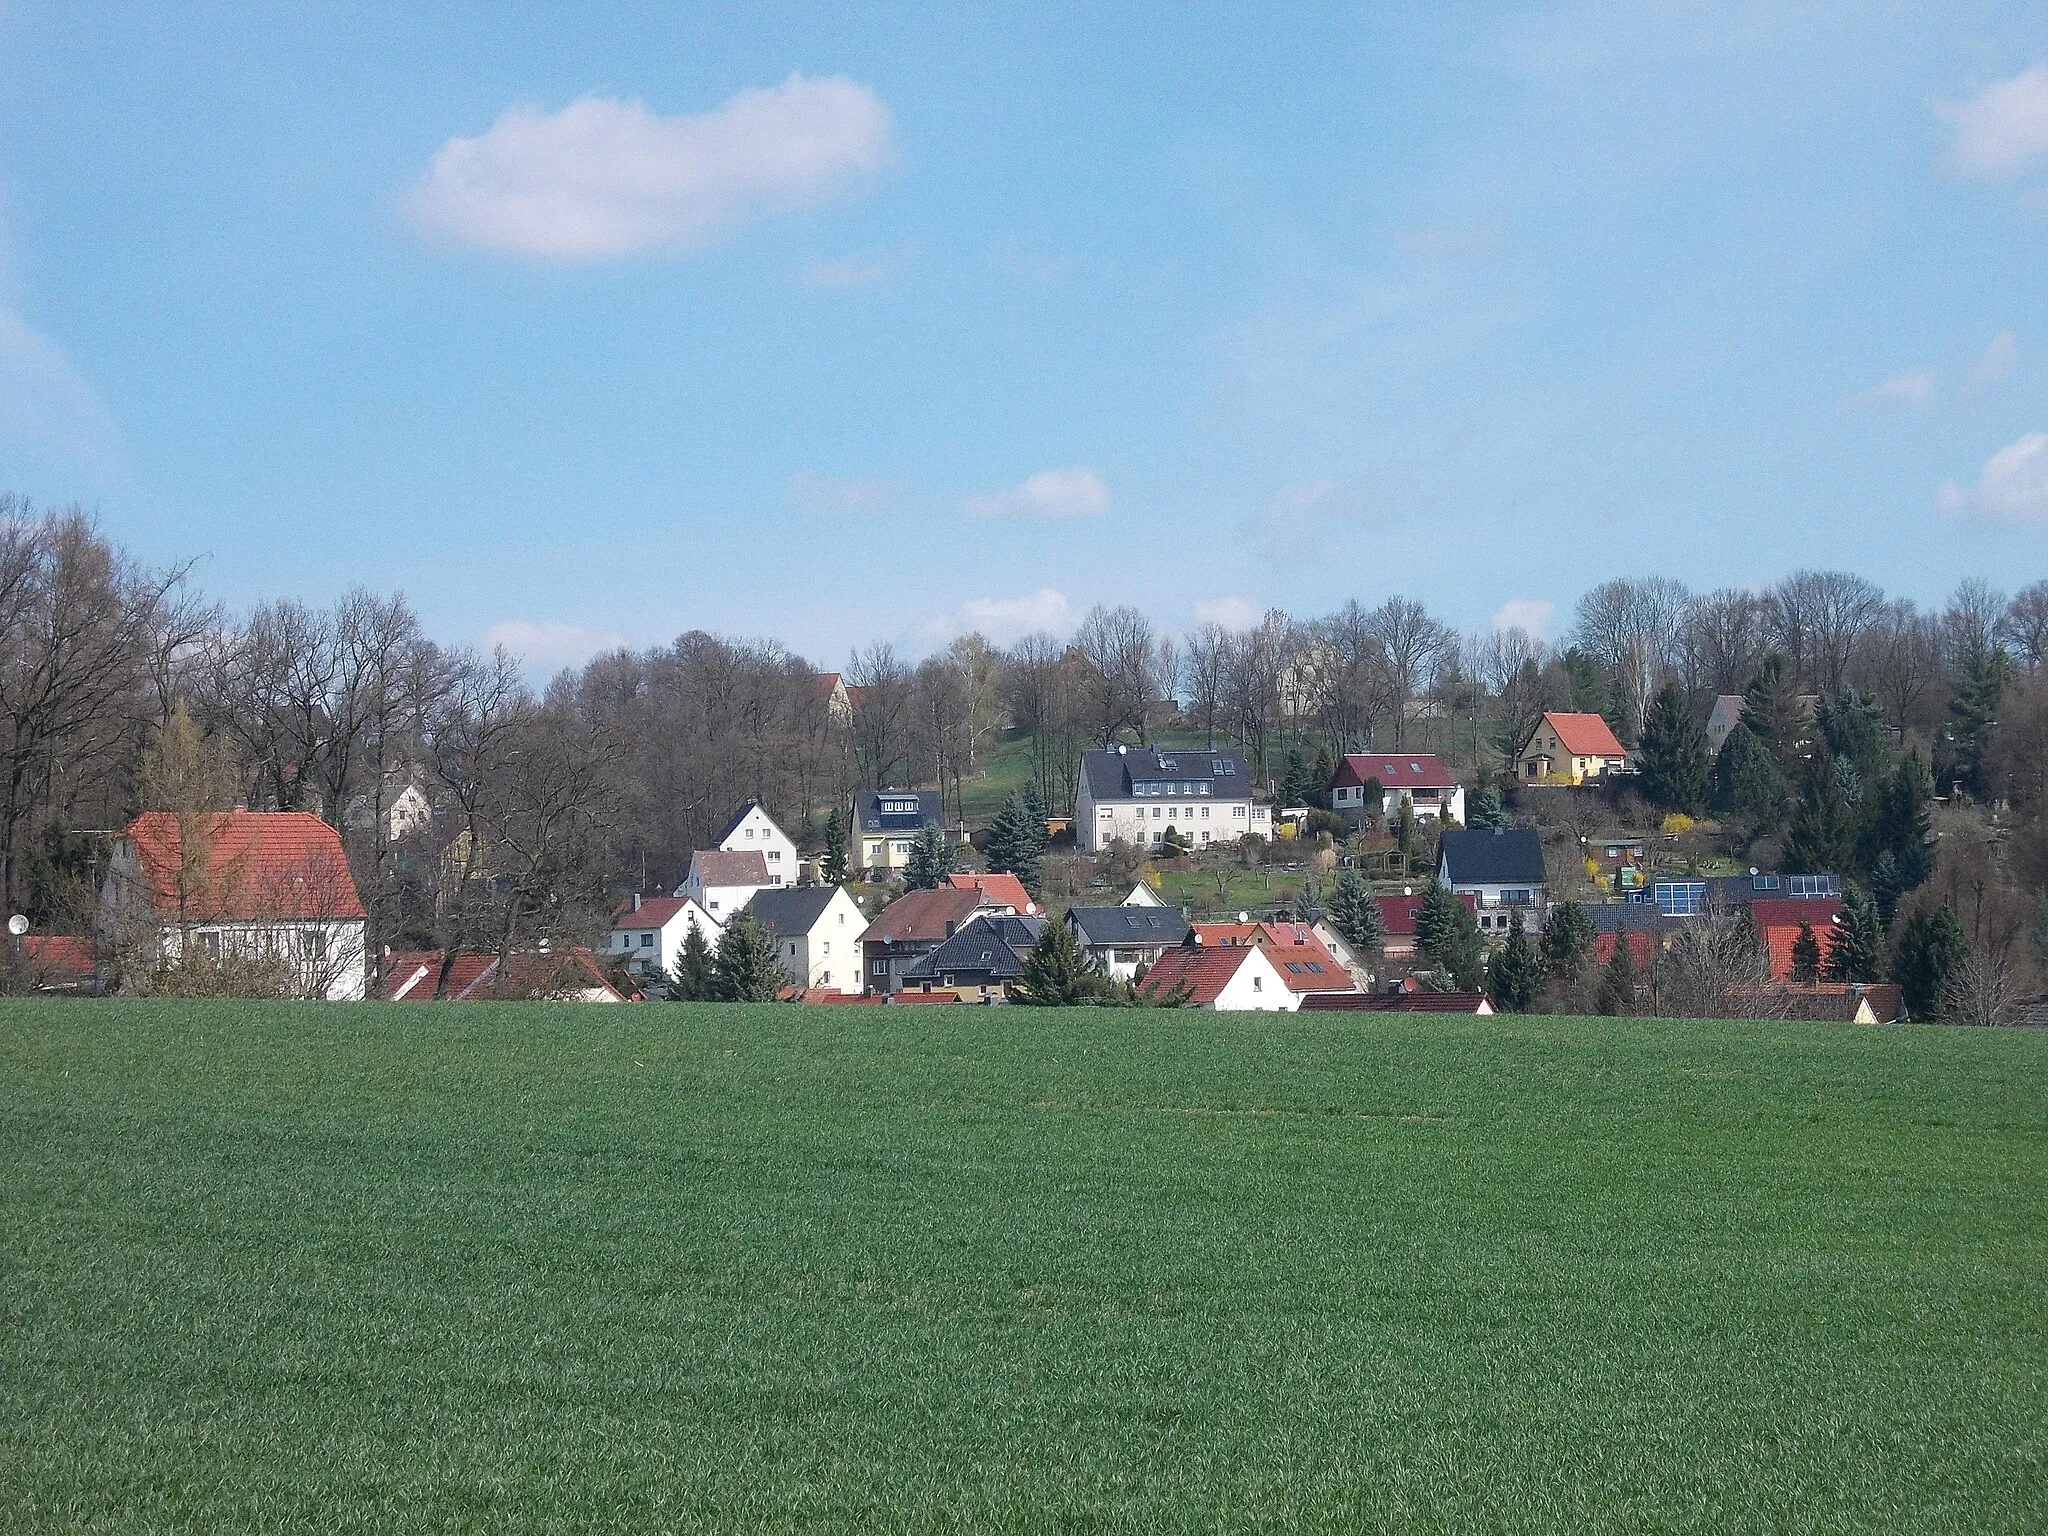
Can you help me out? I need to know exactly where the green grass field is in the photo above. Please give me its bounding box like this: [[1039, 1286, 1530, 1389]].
[[3, 1003, 2045, 1532]]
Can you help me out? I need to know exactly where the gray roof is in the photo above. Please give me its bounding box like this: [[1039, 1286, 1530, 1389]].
[[713, 799, 781, 848], [1081, 747, 1253, 802], [1438, 826, 1547, 888], [854, 789, 940, 833], [742, 885, 841, 936], [901, 913, 1044, 981], [1064, 906, 1191, 946]]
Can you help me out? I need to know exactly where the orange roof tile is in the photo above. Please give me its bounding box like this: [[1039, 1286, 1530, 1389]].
[[1537, 712, 1627, 758], [123, 811, 365, 922], [1136, 943, 1257, 1005]]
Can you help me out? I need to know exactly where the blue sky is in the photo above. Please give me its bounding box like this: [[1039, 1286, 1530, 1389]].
[[2, 2, 2045, 675]]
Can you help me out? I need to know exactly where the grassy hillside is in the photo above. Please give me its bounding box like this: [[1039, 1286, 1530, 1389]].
[[3, 1002, 2044, 1531]]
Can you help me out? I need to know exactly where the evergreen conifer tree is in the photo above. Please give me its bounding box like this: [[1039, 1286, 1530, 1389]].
[[1869, 850, 1906, 931], [905, 824, 949, 890], [1016, 920, 1119, 1006], [1415, 879, 1484, 990], [1892, 904, 1968, 1020], [1596, 934, 1640, 1016], [1465, 785, 1509, 829], [820, 809, 849, 886], [1825, 887, 1885, 983], [711, 914, 787, 1002], [668, 921, 717, 1001], [1741, 652, 1804, 772], [1310, 740, 1337, 809], [1789, 922, 1822, 984], [1487, 909, 1544, 1013], [983, 791, 1044, 893], [1637, 681, 1711, 814], [1784, 750, 1856, 875], [1540, 900, 1596, 988], [1943, 647, 2009, 798], [1865, 751, 1934, 891], [1324, 869, 1387, 979]]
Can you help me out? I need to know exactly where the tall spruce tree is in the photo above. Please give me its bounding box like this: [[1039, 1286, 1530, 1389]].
[[1711, 723, 1787, 830], [1465, 785, 1509, 830], [1637, 681, 1711, 815], [1825, 887, 1885, 983], [711, 914, 787, 1002], [1784, 750, 1856, 875], [1540, 900, 1596, 988], [1310, 740, 1337, 809], [668, 921, 717, 1001], [1943, 647, 2008, 799], [1864, 751, 1934, 891], [905, 824, 949, 890], [983, 791, 1044, 894], [1324, 869, 1387, 978], [820, 809, 849, 886], [1741, 652, 1804, 772], [1016, 920, 1119, 1006], [1892, 905, 1968, 1020], [1789, 922, 1822, 984], [1487, 909, 1544, 1014], [1596, 934, 1641, 1016], [1415, 879, 1484, 990]]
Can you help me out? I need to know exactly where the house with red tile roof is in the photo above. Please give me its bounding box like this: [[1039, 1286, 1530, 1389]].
[[1330, 753, 1465, 823], [1137, 938, 1299, 1010], [678, 848, 773, 922], [100, 810, 368, 999], [944, 871, 1037, 915], [860, 885, 1014, 996], [1751, 897, 1843, 980], [1188, 921, 1356, 996], [383, 947, 630, 1002], [607, 894, 722, 982], [1515, 712, 1630, 784], [1374, 889, 1478, 962]]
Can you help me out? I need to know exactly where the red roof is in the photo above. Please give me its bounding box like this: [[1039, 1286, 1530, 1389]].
[[1374, 890, 1478, 937], [1187, 921, 1351, 991], [689, 849, 770, 887], [862, 887, 991, 945], [1593, 930, 1659, 968], [1751, 898, 1841, 979], [1534, 712, 1627, 759], [1137, 943, 1259, 1005], [22, 934, 93, 977], [383, 947, 628, 1001], [610, 897, 698, 931], [945, 871, 1036, 913], [1333, 754, 1457, 791], [122, 811, 365, 921]]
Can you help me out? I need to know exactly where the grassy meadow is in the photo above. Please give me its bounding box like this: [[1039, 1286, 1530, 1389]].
[[2, 1001, 2044, 1531]]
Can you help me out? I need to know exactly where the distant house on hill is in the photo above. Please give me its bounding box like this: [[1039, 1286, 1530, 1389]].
[[1704, 694, 1747, 756], [816, 672, 854, 726], [99, 810, 367, 1000], [714, 801, 798, 887], [1076, 745, 1269, 853], [1515, 712, 1629, 784], [1438, 826, 1549, 932], [1330, 753, 1465, 823], [851, 789, 944, 877]]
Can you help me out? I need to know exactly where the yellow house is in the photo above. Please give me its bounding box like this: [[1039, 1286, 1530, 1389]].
[[1516, 712, 1629, 785]]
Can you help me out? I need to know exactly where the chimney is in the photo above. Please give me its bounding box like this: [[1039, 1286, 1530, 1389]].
[[631, 892, 642, 912]]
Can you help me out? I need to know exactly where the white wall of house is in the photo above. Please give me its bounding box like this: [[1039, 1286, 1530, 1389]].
[[687, 878, 766, 921], [155, 919, 368, 1001], [1077, 779, 1270, 853], [718, 806, 798, 887], [608, 900, 722, 978], [1332, 782, 1466, 822], [1208, 947, 1300, 1011], [765, 887, 866, 994]]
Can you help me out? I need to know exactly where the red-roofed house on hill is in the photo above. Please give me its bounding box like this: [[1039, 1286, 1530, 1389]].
[[943, 871, 1037, 914], [1187, 921, 1356, 997], [607, 894, 722, 981], [1139, 938, 1298, 1011], [1330, 754, 1465, 823], [1515, 712, 1630, 784], [99, 811, 368, 999], [1751, 897, 1843, 980], [1374, 889, 1478, 963]]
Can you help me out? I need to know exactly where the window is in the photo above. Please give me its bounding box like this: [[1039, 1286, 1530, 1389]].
[[787, 942, 797, 957], [1152, 807, 1162, 818], [640, 933, 653, 948], [1212, 760, 1230, 775], [868, 841, 884, 859], [1285, 962, 1303, 974], [1252, 975, 1263, 991], [768, 850, 780, 862], [821, 941, 830, 955], [872, 959, 888, 976], [1150, 830, 1163, 844], [891, 841, 909, 857], [744, 828, 754, 838], [822, 971, 831, 984], [1201, 806, 1210, 819], [1200, 831, 1211, 844], [1306, 961, 1325, 974], [1234, 806, 1246, 818]]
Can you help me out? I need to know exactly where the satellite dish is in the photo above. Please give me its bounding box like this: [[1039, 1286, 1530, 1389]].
[[1749, 866, 1759, 877], [1237, 910, 1250, 923], [6, 914, 26, 936]]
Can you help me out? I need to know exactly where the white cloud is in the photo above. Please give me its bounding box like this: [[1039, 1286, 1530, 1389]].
[[1251, 478, 1348, 558], [1937, 433, 2048, 524], [1193, 596, 1261, 631], [1939, 64, 2048, 179], [1491, 598, 1556, 638], [787, 471, 898, 514], [795, 247, 908, 288], [1854, 366, 1936, 407], [481, 619, 630, 675], [405, 74, 895, 261], [1967, 332, 2019, 396], [963, 467, 1108, 520], [921, 588, 1074, 644]]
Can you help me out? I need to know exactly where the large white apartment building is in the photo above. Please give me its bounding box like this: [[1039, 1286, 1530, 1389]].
[[1075, 746, 1270, 853]]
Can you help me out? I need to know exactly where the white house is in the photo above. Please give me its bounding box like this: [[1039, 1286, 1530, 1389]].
[[715, 801, 798, 887], [1329, 753, 1465, 823], [1137, 939, 1300, 1011], [607, 894, 723, 980], [1705, 694, 1747, 756], [343, 778, 434, 842], [1076, 746, 1270, 853], [743, 884, 867, 995], [1064, 905, 1193, 981], [99, 810, 368, 1000], [1122, 881, 1166, 907], [678, 849, 774, 921]]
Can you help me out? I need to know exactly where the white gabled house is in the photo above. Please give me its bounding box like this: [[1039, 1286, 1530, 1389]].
[[1137, 939, 1299, 1011], [1330, 753, 1465, 823], [743, 884, 867, 995], [678, 849, 774, 921], [607, 894, 723, 980], [715, 801, 798, 887], [1076, 746, 1270, 853]]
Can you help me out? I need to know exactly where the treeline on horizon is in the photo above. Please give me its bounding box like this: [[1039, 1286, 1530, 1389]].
[[4, 494, 2044, 991]]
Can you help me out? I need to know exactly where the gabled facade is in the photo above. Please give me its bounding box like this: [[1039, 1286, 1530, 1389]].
[[1121, 881, 1166, 907], [744, 884, 866, 995], [607, 894, 722, 980], [851, 789, 944, 876], [859, 886, 1011, 996], [1064, 905, 1192, 981], [1515, 712, 1629, 784], [343, 777, 433, 843], [99, 810, 368, 1000], [1330, 754, 1466, 823], [1704, 694, 1747, 756], [1188, 921, 1356, 997], [1438, 826, 1549, 932], [678, 848, 773, 921], [1076, 746, 1269, 853], [715, 801, 798, 888], [1139, 938, 1299, 1011], [900, 913, 1046, 1000], [943, 871, 1037, 914]]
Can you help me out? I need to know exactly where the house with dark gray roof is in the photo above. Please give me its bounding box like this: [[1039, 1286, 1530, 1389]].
[[743, 884, 867, 995], [900, 913, 1045, 1000], [1437, 826, 1549, 931], [1076, 746, 1270, 853], [714, 800, 797, 887], [851, 789, 945, 877], [1063, 904, 1192, 980]]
